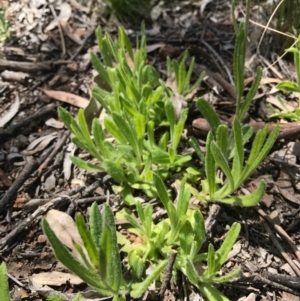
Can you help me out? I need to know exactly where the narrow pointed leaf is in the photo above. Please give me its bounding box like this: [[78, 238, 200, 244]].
[[153, 173, 170, 212], [0, 263, 10, 301], [210, 141, 234, 191], [218, 180, 266, 206], [99, 205, 122, 292], [130, 260, 168, 299], [42, 219, 111, 296], [239, 67, 262, 119], [205, 132, 216, 198], [196, 98, 220, 134], [90, 202, 102, 247], [215, 222, 241, 269], [199, 283, 230, 301], [76, 213, 99, 270]]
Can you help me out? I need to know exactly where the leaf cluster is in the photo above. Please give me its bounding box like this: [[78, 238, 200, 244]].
[[167, 50, 205, 96], [59, 26, 194, 203], [43, 176, 241, 301], [43, 202, 167, 301], [270, 37, 300, 121], [188, 99, 279, 205]]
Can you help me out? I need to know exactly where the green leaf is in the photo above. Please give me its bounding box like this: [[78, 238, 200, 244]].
[[165, 99, 176, 135], [184, 259, 200, 287], [176, 177, 190, 216], [42, 219, 111, 296], [215, 222, 241, 270], [70, 156, 103, 172], [119, 27, 134, 60], [179, 220, 194, 256], [153, 173, 170, 212], [233, 27, 246, 113], [189, 137, 205, 163], [90, 51, 110, 85], [99, 205, 123, 293], [218, 180, 266, 206], [125, 214, 144, 233], [231, 118, 243, 179], [103, 160, 128, 184], [134, 114, 145, 140], [185, 57, 195, 92], [210, 141, 234, 192], [239, 67, 262, 119], [189, 70, 205, 94], [92, 86, 112, 114], [147, 121, 155, 148], [58, 107, 73, 132], [207, 244, 216, 277], [173, 108, 188, 151], [137, 202, 153, 237], [92, 118, 107, 157], [112, 113, 141, 159], [0, 263, 10, 301], [196, 98, 220, 134], [216, 125, 229, 157], [76, 213, 99, 270], [240, 126, 279, 185], [213, 267, 241, 283], [128, 250, 145, 280], [130, 260, 168, 299], [104, 117, 127, 144], [277, 81, 300, 92], [198, 283, 230, 301], [205, 132, 216, 198], [192, 210, 206, 256], [90, 202, 102, 247]]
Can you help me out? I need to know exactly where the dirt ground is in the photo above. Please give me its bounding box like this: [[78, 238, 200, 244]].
[[1, 0, 300, 300]]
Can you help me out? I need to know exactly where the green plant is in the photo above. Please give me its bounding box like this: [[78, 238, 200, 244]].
[[44, 176, 241, 301], [269, 36, 300, 121], [59, 98, 191, 203], [182, 0, 278, 206], [0, 9, 10, 43], [189, 98, 279, 205], [90, 26, 169, 126], [120, 174, 241, 301], [43, 202, 168, 301], [166, 50, 205, 96], [59, 27, 198, 203], [274, 0, 300, 52], [0, 262, 10, 301], [232, 0, 263, 121]]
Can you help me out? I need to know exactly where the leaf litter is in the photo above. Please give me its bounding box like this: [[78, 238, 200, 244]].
[[1, 0, 300, 300]]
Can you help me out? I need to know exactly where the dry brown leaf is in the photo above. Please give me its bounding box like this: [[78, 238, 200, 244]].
[[266, 95, 295, 113], [146, 43, 165, 53], [44, 174, 56, 192], [281, 292, 300, 301], [23, 133, 57, 155], [45, 209, 89, 265], [42, 89, 89, 108], [45, 2, 72, 32], [0, 94, 20, 128], [46, 209, 82, 250], [171, 93, 187, 120], [31, 271, 83, 286], [63, 142, 76, 181], [60, 20, 83, 45], [45, 118, 64, 129]]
